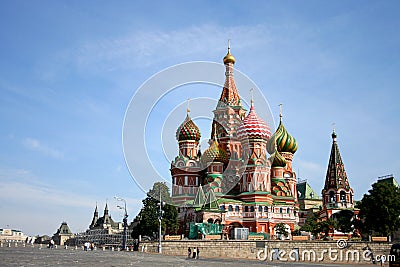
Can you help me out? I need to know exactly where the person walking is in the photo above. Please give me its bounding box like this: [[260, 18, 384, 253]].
[[192, 247, 197, 259], [196, 247, 200, 259], [187, 247, 191, 258]]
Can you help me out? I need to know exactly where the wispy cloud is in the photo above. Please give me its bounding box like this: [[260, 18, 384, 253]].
[[22, 138, 64, 159], [0, 168, 142, 235], [72, 24, 269, 71]]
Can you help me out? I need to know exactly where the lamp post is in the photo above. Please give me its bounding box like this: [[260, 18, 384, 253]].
[[114, 196, 128, 251], [157, 188, 165, 254]]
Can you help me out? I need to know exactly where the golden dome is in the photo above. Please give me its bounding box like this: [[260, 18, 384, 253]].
[[223, 40, 236, 64], [202, 139, 229, 165], [223, 50, 236, 64]]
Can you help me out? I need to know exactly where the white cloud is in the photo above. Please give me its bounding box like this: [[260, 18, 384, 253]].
[[72, 24, 269, 71], [0, 169, 142, 235], [23, 137, 64, 159]]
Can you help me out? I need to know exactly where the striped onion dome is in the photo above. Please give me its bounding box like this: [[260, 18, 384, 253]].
[[202, 138, 229, 164], [267, 116, 297, 154], [176, 114, 201, 142], [271, 150, 287, 167], [237, 102, 271, 141]]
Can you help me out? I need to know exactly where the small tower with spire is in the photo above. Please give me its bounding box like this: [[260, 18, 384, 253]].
[[267, 104, 298, 199], [321, 128, 354, 215], [237, 94, 271, 195], [171, 99, 202, 204], [212, 41, 247, 160], [89, 203, 99, 228]]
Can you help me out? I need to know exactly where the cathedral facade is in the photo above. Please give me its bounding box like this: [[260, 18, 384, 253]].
[[170, 46, 300, 237]]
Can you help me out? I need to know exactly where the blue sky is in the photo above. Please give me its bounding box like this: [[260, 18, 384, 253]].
[[1, 1, 399, 236]]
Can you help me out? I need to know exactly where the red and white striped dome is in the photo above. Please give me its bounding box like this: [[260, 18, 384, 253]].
[[237, 103, 271, 141]]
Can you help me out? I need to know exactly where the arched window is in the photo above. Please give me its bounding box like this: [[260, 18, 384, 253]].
[[207, 218, 214, 223], [258, 206, 263, 212], [250, 206, 255, 212], [329, 191, 335, 203], [340, 191, 346, 203], [264, 206, 268, 212], [228, 205, 233, 212], [235, 206, 239, 212], [220, 205, 225, 211], [245, 206, 249, 212], [287, 208, 290, 213], [280, 208, 283, 213]]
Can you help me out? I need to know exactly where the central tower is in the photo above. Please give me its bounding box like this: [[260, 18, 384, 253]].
[[212, 42, 247, 160]]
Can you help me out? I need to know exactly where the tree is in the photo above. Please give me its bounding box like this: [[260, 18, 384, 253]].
[[333, 210, 354, 233], [275, 223, 289, 239], [357, 182, 400, 237], [130, 182, 178, 239], [301, 212, 319, 236], [317, 219, 337, 238]]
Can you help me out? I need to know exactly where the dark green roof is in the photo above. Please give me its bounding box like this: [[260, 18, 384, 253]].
[[377, 175, 399, 188]]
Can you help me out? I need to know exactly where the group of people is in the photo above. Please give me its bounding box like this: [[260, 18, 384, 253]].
[[187, 247, 200, 259], [83, 242, 95, 251]]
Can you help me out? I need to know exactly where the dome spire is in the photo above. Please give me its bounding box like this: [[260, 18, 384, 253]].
[[250, 88, 254, 107], [332, 122, 337, 141], [223, 39, 236, 64], [279, 103, 283, 122], [187, 98, 190, 114]]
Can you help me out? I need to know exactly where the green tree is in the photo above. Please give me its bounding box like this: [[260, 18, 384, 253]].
[[130, 182, 178, 239], [357, 182, 400, 237], [275, 222, 289, 238], [333, 210, 354, 233], [300, 212, 319, 236], [317, 219, 337, 237]]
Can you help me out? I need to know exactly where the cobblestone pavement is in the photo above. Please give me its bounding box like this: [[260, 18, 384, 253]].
[[0, 246, 376, 267]]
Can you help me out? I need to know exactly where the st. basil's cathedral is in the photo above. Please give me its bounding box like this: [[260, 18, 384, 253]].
[[169, 45, 355, 238]]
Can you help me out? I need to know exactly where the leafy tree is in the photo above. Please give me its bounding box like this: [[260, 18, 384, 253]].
[[130, 182, 178, 239], [317, 219, 337, 237], [332, 210, 354, 233], [275, 222, 289, 238], [300, 212, 319, 236], [293, 229, 302, 236], [357, 182, 400, 237]]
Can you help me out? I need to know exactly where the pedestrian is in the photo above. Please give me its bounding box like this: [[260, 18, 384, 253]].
[[50, 239, 55, 249], [379, 254, 386, 267], [192, 247, 197, 259], [196, 247, 200, 259], [188, 247, 191, 258]]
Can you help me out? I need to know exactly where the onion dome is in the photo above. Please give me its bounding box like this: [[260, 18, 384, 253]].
[[332, 130, 337, 140], [271, 150, 287, 167], [202, 138, 229, 164], [176, 114, 201, 142], [223, 41, 236, 64], [237, 101, 271, 141], [267, 115, 297, 154]]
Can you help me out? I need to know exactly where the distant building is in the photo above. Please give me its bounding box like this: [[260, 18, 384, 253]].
[[89, 203, 123, 234], [66, 202, 131, 247], [34, 235, 51, 244], [52, 222, 74, 246], [0, 228, 26, 243], [297, 180, 322, 226]]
